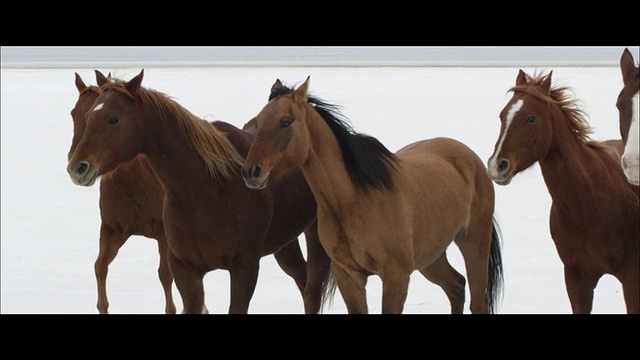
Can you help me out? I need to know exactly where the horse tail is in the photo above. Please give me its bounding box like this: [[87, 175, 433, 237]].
[[486, 213, 505, 314], [319, 263, 338, 314]]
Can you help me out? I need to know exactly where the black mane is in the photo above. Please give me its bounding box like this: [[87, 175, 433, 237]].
[[273, 82, 398, 192]]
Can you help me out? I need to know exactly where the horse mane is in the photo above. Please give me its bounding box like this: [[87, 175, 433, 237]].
[[272, 84, 399, 192], [99, 80, 244, 180], [510, 71, 593, 143]]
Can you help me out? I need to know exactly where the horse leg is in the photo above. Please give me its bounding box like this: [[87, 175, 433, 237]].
[[618, 261, 639, 314], [303, 221, 332, 314], [454, 225, 491, 314], [273, 239, 307, 295], [94, 223, 128, 314], [379, 266, 411, 314], [330, 264, 368, 314], [563, 265, 601, 314], [418, 252, 466, 314], [155, 234, 177, 314], [228, 258, 260, 314], [168, 251, 207, 314]]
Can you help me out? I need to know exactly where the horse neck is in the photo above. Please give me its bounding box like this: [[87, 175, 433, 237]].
[[300, 109, 359, 208], [537, 105, 616, 212], [139, 107, 232, 201]]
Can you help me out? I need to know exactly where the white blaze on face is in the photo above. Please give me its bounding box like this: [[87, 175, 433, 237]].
[[93, 102, 104, 112], [621, 91, 639, 185], [488, 98, 524, 178]]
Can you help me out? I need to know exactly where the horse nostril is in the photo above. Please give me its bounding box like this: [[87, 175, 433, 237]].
[[250, 165, 262, 179], [75, 161, 89, 175], [498, 159, 510, 173]]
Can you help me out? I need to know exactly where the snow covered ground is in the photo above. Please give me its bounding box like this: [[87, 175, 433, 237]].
[[1, 46, 636, 314]]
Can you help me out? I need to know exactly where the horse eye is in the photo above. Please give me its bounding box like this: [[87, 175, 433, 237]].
[[281, 118, 292, 128], [108, 117, 119, 125], [526, 116, 536, 124]]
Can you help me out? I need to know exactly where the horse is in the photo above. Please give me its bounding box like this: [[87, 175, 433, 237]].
[[69, 72, 176, 314], [617, 48, 639, 186], [67, 70, 332, 314], [487, 69, 639, 314], [241, 77, 504, 314]]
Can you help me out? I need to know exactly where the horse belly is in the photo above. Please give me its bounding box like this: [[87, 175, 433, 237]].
[[162, 204, 264, 271], [318, 203, 416, 275]]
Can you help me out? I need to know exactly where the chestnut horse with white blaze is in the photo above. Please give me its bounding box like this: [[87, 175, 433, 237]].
[[487, 69, 639, 314]]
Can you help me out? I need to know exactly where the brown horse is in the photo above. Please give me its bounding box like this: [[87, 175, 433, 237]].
[[69, 73, 175, 314], [241, 77, 504, 314], [487, 69, 639, 314], [67, 70, 331, 314], [617, 48, 639, 186]]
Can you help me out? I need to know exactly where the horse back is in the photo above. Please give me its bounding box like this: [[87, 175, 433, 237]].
[[396, 137, 493, 197]]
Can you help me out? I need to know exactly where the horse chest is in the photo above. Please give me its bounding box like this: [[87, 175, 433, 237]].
[[550, 210, 634, 272]]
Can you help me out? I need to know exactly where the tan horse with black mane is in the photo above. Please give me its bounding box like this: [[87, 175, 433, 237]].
[[67, 70, 332, 314], [487, 69, 639, 313], [242, 77, 504, 314], [617, 48, 640, 186]]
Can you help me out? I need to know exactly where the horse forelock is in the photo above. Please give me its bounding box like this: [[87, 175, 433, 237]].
[[99, 81, 136, 101], [79, 85, 100, 97], [510, 72, 592, 142]]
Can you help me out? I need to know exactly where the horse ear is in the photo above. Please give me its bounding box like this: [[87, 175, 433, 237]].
[[294, 76, 311, 100], [95, 70, 109, 87], [516, 69, 527, 85], [620, 48, 637, 85], [269, 79, 284, 101], [272, 78, 283, 91], [75, 73, 87, 93], [126, 69, 144, 97], [540, 70, 553, 94]]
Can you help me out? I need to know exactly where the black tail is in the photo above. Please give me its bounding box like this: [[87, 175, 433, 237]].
[[486, 214, 504, 314], [319, 263, 338, 313]]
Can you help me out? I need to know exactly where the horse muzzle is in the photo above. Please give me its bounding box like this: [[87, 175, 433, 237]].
[[67, 160, 99, 187], [621, 154, 640, 186], [241, 164, 268, 190], [487, 157, 515, 186]]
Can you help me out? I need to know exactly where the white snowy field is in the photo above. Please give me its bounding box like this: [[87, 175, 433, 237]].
[[1, 61, 635, 314]]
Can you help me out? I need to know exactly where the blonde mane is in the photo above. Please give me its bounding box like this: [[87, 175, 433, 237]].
[[100, 81, 244, 180]]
